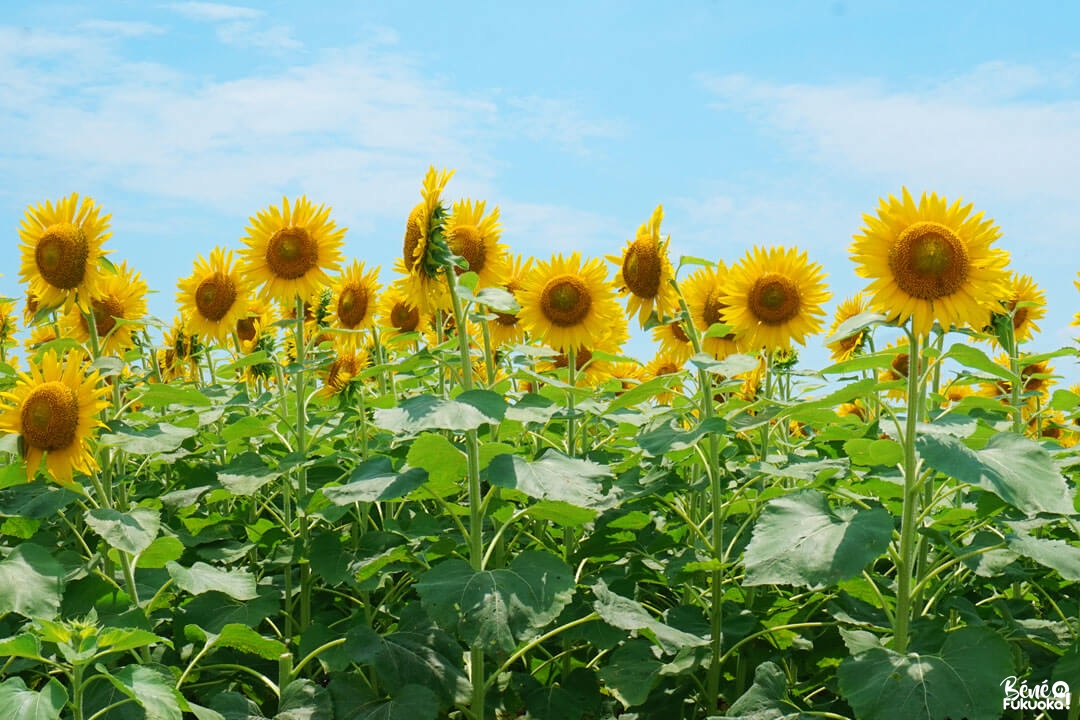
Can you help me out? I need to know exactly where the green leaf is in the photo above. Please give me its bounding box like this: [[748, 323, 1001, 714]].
[[527, 501, 597, 527], [0, 544, 65, 618], [416, 551, 576, 656], [596, 640, 662, 707], [690, 352, 760, 377], [838, 627, 1013, 720], [97, 664, 182, 720], [0, 677, 68, 720], [354, 685, 438, 720], [944, 344, 1013, 380], [474, 286, 520, 313], [405, 434, 466, 496], [604, 375, 678, 414], [137, 384, 212, 408], [591, 580, 708, 654], [219, 453, 281, 496], [186, 623, 288, 661], [1007, 528, 1080, 581], [98, 627, 165, 654], [505, 393, 559, 424], [100, 422, 197, 455], [917, 432, 1074, 515], [716, 661, 808, 719], [487, 451, 618, 511], [374, 394, 499, 435], [828, 310, 888, 343], [0, 634, 42, 660], [166, 561, 257, 600], [637, 416, 727, 457], [843, 438, 903, 467], [323, 456, 429, 504], [277, 680, 333, 720], [85, 507, 160, 555], [209, 692, 266, 720], [137, 536, 185, 568], [743, 490, 893, 589]]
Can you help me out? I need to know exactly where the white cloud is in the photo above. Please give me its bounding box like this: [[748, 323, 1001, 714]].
[[166, 2, 261, 22], [214, 21, 303, 52], [78, 20, 166, 37], [506, 96, 624, 154]]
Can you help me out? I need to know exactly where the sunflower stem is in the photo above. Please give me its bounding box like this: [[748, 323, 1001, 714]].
[[293, 295, 311, 637], [892, 328, 925, 653], [1004, 315, 1025, 434]]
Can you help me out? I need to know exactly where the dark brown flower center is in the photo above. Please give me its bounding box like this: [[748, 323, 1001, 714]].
[[337, 285, 369, 328], [889, 221, 969, 300], [266, 227, 317, 280], [703, 289, 735, 339], [236, 317, 257, 343], [82, 295, 124, 338], [622, 239, 662, 298], [748, 273, 801, 325], [448, 224, 486, 276], [21, 381, 79, 451], [390, 302, 419, 332], [541, 276, 592, 327], [402, 204, 425, 272], [195, 273, 237, 322], [35, 223, 89, 290]]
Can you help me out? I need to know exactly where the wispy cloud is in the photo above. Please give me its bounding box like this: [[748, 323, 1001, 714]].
[[166, 2, 261, 22], [214, 21, 303, 52], [78, 20, 166, 37], [506, 96, 625, 155]]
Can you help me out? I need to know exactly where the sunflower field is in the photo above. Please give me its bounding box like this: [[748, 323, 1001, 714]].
[[0, 173, 1078, 720]]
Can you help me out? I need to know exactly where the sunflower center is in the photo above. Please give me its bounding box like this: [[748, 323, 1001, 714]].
[[82, 295, 124, 338], [748, 273, 801, 325], [671, 322, 690, 344], [654, 362, 680, 376], [326, 355, 362, 392], [402, 204, 425, 272], [1005, 299, 1028, 331], [337, 286, 369, 328], [554, 347, 593, 371], [35, 223, 90, 290], [541, 276, 592, 328], [195, 273, 237, 322], [266, 227, 317, 280], [889, 221, 969, 300], [494, 311, 518, 327], [236, 317, 257, 343], [623, 240, 662, 298], [390, 302, 419, 332], [891, 353, 910, 378], [448, 225, 486, 276], [20, 381, 80, 452], [703, 290, 736, 340]]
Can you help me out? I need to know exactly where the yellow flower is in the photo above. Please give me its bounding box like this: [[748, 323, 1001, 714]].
[[826, 293, 871, 363], [177, 247, 252, 345], [157, 317, 201, 383], [851, 188, 1010, 337], [982, 272, 1044, 346], [680, 261, 742, 359], [444, 199, 508, 288], [235, 298, 277, 356], [17, 193, 111, 311], [981, 355, 1055, 405], [377, 280, 427, 348], [63, 261, 147, 356], [721, 247, 831, 352], [608, 204, 678, 327], [399, 166, 454, 311], [836, 400, 869, 421], [241, 196, 345, 303], [319, 340, 369, 398], [643, 352, 685, 405], [486, 254, 533, 350], [518, 252, 621, 352], [0, 349, 110, 485], [331, 260, 381, 335], [25, 326, 59, 354], [651, 320, 695, 366], [0, 300, 17, 350]]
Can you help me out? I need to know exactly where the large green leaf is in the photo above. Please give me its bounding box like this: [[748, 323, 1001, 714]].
[[374, 394, 499, 435], [1007, 526, 1080, 581], [714, 661, 812, 719], [504, 393, 559, 424], [405, 434, 466, 496], [85, 507, 160, 555], [166, 561, 257, 601], [100, 421, 197, 455], [743, 490, 892, 589], [943, 344, 1013, 381], [0, 544, 65, 618], [486, 451, 618, 511], [354, 685, 438, 720], [97, 665, 182, 720], [277, 680, 333, 720], [917, 432, 1073, 515], [186, 623, 288, 661], [322, 456, 429, 504], [415, 551, 575, 655], [596, 640, 662, 708], [137, 384, 212, 408], [591, 581, 708, 654], [838, 627, 1013, 720], [637, 417, 727, 457], [218, 452, 281, 496], [0, 677, 67, 720]]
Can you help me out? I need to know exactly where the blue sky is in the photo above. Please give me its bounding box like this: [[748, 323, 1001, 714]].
[[3, 1, 1079, 381]]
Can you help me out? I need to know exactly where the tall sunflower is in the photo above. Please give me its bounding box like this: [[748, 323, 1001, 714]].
[[398, 167, 454, 311], [17, 193, 111, 311], [63, 261, 147, 356], [851, 188, 1010, 337], [985, 272, 1045, 345], [680, 261, 741, 359], [721, 246, 830, 352], [177, 247, 252, 345], [443, 199, 508, 288], [331, 260, 381, 335], [487, 254, 532, 349], [539, 317, 629, 388], [518, 252, 621, 352], [0, 349, 110, 484], [241, 196, 345, 303], [608, 204, 678, 327], [826, 293, 871, 363], [319, 340, 369, 398]]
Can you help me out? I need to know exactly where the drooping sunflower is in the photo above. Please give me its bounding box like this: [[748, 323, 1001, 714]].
[[721, 246, 830, 353], [17, 193, 112, 312], [486, 254, 533, 350], [177, 247, 252, 346], [398, 166, 455, 311], [826, 293, 871, 363], [443, 199, 508, 288], [240, 196, 345, 303], [680, 261, 742, 359], [984, 272, 1045, 346], [851, 188, 1010, 337], [608, 204, 679, 327], [518, 252, 622, 352], [332, 260, 381, 337], [377, 281, 427, 348], [63, 261, 148, 356], [0, 349, 110, 485]]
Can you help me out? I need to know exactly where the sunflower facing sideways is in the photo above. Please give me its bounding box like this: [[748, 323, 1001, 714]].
[[240, 196, 345, 304], [63, 261, 148, 356], [984, 272, 1045, 346], [721, 246, 830, 353], [517, 252, 621, 352], [18, 193, 112, 312], [680, 261, 742, 359], [608, 204, 678, 327], [397, 166, 454, 311], [443, 199, 508, 288], [177, 246, 252, 346], [0, 349, 110, 485], [851, 188, 1010, 338], [826, 293, 871, 363], [486, 254, 533, 350]]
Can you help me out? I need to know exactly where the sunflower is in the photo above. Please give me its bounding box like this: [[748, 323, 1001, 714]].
[[518, 252, 621, 352], [399, 166, 455, 311], [241, 196, 345, 303], [680, 261, 742, 359], [0, 349, 110, 484], [235, 298, 277, 356], [17, 193, 111, 312], [836, 400, 869, 421], [63, 261, 147, 356], [643, 352, 685, 405], [721, 247, 830, 353], [651, 320, 695, 366], [377, 281, 426, 348], [851, 188, 1010, 337], [0, 300, 16, 361], [983, 355, 1055, 405], [826, 293, 871, 363], [487, 254, 533, 350], [177, 247, 252, 346], [608, 361, 645, 393], [983, 272, 1045, 346], [538, 318, 629, 387], [25, 326, 59, 354], [941, 381, 975, 407], [157, 317, 201, 383], [877, 340, 927, 401], [608, 204, 678, 327], [443, 199, 508, 287], [319, 340, 369, 398], [332, 260, 381, 336]]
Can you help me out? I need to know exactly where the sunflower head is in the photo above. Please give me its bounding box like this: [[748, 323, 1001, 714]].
[[177, 247, 252, 346], [983, 272, 1046, 347], [64, 261, 148, 356], [18, 193, 112, 312], [643, 351, 685, 405], [444, 199, 508, 285], [608, 204, 678, 327], [826, 293, 871, 363], [487, 254, 533, 350], [985, 355, 1055, 404], [721, 247, 831, 353], [518, 252, 621, 352], [241, 196, 345, 303], [158, 317, 202, 383], [0, 349, 110, 485], [651, 319, 695, 366], [332, 260, 381, 333], [680, 261, 744, 359], [0, 300, 17, 348], [377, 281, 426, 348], [400, 167, 455, 310], [851, 188, 1011, 337], [320, 340, 369, 399]]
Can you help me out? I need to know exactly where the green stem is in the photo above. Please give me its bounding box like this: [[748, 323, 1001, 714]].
[[892, 329, 924, 653], [293, 296, 311, 636]]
